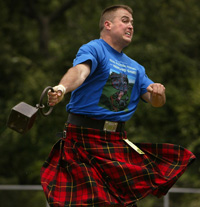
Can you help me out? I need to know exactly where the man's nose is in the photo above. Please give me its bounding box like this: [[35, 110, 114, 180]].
[[129, 23, 133, 29]]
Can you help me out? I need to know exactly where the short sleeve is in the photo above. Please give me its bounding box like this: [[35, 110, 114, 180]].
[[73, 43, 99, 75]]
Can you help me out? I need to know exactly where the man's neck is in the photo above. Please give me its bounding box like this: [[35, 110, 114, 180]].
[[100, 36, 123, 53]]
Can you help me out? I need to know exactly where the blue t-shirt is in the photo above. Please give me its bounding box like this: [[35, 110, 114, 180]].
[[66, 39, 153, 122]]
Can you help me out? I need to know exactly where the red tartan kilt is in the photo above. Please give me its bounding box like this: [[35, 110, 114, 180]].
[[41, 124, 196, 207]]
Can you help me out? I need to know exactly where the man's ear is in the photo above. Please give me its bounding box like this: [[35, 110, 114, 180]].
[[104, 20, 112, 30]]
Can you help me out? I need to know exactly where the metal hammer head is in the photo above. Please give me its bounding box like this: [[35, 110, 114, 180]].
[[7, 102, 39, 134], [7, 86, 54, 134]]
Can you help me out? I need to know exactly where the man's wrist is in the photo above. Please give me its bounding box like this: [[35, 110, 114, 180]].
[[53, 84, 66, 94]]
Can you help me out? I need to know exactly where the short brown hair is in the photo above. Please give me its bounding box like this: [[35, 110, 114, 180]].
[[99, 5, 133, 32]]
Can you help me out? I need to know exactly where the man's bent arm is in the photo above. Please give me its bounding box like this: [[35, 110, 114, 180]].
[[141, 83, 166, 107]]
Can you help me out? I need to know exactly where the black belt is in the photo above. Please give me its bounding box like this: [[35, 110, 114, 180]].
[[67, 113, 125, 132]]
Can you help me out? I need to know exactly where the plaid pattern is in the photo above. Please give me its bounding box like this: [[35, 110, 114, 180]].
[[41, 124, 196, 207]]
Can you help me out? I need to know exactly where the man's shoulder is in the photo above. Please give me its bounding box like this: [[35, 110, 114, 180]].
[[79, 39, 106, 58], [84, 39, 102, 48]]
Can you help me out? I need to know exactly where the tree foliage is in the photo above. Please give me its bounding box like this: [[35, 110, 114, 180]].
[[0, 0, 200, 205]]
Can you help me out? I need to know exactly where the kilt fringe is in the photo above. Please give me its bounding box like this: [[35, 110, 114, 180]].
[[41, 125, 196, 207]]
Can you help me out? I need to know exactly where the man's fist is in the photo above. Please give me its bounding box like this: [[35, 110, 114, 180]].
[[146, 83, 166, 107], [48, 85, 66, 106], [147, 83, 165, 96]]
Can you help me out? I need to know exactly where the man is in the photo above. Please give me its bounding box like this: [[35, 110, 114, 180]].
[[41, 5, 195, 207]]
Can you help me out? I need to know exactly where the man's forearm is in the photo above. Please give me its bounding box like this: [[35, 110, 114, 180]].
[[59, 63, 91, 94]]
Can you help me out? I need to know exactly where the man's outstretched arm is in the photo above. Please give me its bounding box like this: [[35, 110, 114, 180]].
[[48, 61, 91, 106]]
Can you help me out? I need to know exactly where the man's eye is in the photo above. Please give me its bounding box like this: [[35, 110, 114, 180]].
[[122, 18, 133, 26], [122, 19, 129, 23]]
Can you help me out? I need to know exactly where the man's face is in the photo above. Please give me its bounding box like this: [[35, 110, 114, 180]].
[[109, 8, 134, 48]]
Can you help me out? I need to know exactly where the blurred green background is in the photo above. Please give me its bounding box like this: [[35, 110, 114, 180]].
[[0, 0, 200, 206]]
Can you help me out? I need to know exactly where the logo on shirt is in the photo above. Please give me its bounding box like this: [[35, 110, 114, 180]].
[[98, 59, 137, 112]]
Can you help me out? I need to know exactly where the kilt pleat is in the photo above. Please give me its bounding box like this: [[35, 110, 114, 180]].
[[41, 124, 196, 207]]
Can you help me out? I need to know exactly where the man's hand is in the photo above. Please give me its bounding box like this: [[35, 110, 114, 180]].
[[142, 83, 166, 107], [48, 85, 66, 106], [147, 83, 165, 95]]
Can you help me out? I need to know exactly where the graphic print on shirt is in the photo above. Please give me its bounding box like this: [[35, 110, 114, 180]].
[[98, 59, 137, 112]]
